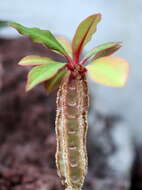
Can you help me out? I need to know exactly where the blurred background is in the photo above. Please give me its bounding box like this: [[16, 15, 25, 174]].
[[0, 1, 142, 190], [1, 0, 142, 142]]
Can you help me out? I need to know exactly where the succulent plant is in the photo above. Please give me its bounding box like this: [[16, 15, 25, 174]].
[[7, 13, 129, 190]]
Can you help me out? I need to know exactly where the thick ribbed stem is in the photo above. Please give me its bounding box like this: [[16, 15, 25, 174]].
[[55, 72, 89, 190]]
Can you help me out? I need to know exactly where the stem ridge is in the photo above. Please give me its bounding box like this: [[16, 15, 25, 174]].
[[55, 72, 89, 190]]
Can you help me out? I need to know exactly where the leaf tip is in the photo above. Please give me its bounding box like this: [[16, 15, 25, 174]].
[[96, 13, 102, 18], [18, 56, 31, 66], [116, 42, 123, 50], [90, 12, 102, 17], [18, 60, 24, 66], [88, 13, 102, 23]]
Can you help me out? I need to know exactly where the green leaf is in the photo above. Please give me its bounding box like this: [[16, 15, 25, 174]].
[[44, 68, 68, 92], [56, 36, 72, 57], [18, 56, 55, 66], [72, 13, 101, 63], [26, 61, 66, 91], [82, 42, 122, 63], [87, 56, 129, 87], [8, 22, 67, 55]]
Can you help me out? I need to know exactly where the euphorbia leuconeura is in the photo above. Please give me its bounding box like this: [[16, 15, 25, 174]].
[[7, 13, 129, 190]]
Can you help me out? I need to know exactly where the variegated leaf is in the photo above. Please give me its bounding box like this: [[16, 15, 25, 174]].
[[8, 22, 67, 56], [44, 68, 68, 92], [87, 56, 129, 87], [82, 42, 122, 64], [18, 56, 54, 66], [72, 14, 101, 63], [26, 61, 66, 91], [56, 36, 72, 58]]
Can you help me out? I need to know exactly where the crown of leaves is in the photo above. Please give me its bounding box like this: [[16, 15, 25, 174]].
[[7, 13, 129, 92]]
